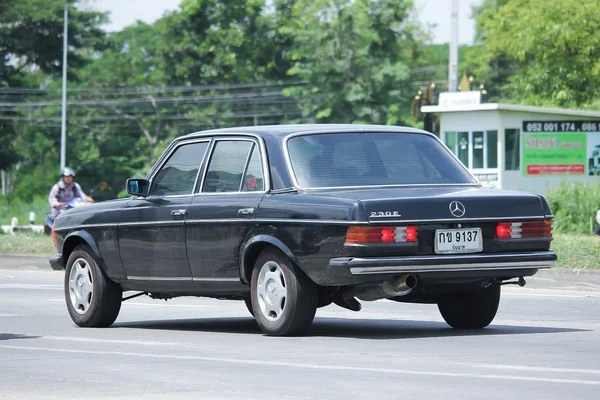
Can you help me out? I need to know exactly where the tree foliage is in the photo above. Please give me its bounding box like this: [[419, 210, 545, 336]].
[[0, 0, 108, 177], [0, 0, 108, 87], [1, 0, 434, 201], [282, 0, 423, 125], [475, 0, 600, 108]]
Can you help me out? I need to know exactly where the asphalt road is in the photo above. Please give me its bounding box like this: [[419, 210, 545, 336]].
[[1, 257, 600, 400]]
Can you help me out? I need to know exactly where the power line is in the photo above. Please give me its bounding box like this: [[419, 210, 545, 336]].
[[0, 65, 449, 95]]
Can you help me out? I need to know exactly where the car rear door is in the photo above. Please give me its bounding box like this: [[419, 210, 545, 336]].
[[185, 136, 267, 284], [118, 139, 210, 281]]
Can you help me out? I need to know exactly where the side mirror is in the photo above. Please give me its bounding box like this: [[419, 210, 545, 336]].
[[126, 178, 150, 197]]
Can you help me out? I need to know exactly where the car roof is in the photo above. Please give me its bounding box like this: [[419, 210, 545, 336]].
[[179, 123, 430, 140]]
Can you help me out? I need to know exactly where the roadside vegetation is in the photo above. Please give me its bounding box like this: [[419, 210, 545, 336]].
[[546, 181, 600, 235], [551, 234, 600, 270], [0, 195, 48, 226], [0, 232, 55, 255], [0, 232, 597, 269]]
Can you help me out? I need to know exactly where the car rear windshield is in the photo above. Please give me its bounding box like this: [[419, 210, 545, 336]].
[[286, 132, 476, 188]]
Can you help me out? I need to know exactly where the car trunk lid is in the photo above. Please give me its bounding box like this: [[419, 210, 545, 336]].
[[314, 185, 546, 222]]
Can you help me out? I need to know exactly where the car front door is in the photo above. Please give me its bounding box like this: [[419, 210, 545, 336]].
[[118, 139, 210, 281], [186, 137, 267, 283]]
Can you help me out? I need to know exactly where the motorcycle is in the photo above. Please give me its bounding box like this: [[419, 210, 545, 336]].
[[43, 197, 92, 235]]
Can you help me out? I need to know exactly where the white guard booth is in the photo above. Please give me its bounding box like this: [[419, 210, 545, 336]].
[[421, 92, 600, 196]]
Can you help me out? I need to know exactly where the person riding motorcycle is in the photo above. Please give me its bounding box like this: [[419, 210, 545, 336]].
[[47, 167, 94, 218]]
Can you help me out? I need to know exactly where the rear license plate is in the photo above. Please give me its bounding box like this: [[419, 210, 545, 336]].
[[434, 228, 483, 254]]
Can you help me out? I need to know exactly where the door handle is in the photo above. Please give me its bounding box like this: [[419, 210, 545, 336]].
[[170, 209, 187, 217], [238, 208, 255, 215]]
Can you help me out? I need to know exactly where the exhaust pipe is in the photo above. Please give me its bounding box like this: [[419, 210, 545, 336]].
[[352, 274, 418, 301]]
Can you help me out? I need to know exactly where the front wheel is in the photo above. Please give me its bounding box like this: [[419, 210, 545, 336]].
[[243, 296, 254, 316], [437, 284, 501, 329], [64, 245, 122, 327], [250, 248, 318, 336]]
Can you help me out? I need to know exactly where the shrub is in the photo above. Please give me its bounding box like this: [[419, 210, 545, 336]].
[[0, 195, 49, 226], [546, 180, 600, 235]]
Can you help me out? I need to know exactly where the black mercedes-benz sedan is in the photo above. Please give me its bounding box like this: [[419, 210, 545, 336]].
[[49, 124, 557, 336]]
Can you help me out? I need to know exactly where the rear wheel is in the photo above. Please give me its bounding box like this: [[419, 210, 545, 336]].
[[64, 245, 122, 327], [250, 248, 318, 336], [437, 284, 501, 329]]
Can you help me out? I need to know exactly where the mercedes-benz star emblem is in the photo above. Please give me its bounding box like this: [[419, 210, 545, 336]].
[[449, 201, 466, 218]]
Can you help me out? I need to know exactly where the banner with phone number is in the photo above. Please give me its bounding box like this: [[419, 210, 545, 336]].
[[522, 121, 600, 176]]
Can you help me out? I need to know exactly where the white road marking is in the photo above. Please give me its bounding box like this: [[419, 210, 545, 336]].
[[503, 292, 597, 299], [41, 335, 176, 346], [0, 344, 599, 386], [0, 314, 26, 317], [0, 284, 62, 290], [456, 362, 600, 375]]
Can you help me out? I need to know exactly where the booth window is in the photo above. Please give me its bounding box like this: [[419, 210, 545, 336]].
[[445, 132, 456, 153], [487, 130, 498, 168], [504, 128, 520, 170], [473, 131, 484, 169], [444, 130, 497, 170], [457, 132, 469, 167]]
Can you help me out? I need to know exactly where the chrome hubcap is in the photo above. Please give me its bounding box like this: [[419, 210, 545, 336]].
[[257, 261, 287, 322], [68, 258, 93, 315]]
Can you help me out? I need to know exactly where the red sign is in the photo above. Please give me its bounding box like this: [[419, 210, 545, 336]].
[[526, 164, 585, 175]]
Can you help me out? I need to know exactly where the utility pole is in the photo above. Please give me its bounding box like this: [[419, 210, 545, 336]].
[[448, 0, 459, 92], [60, 2, 68, 172]]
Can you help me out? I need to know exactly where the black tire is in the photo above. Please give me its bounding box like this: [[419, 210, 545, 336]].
[[250, 248, 318, 336], [243, 296, 254, 316], [64, 244, 122, 327], [437, 284, 501, 329]]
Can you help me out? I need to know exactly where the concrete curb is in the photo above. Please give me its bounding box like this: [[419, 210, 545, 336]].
[[528, 268, 600, 290], [0, 254, 52, 271]]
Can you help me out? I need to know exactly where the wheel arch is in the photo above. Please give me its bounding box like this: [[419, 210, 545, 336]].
[[62, 230, 104, 271], [240, 235, 298, 284]]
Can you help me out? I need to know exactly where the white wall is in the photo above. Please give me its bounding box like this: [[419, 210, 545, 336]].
[[503, 171, 594, 196], [440, 110, 501, 133]]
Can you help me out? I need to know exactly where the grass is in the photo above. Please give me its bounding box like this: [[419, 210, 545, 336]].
[[0, 232, 598, 270], [551, 233, 600, 270], [0, 232, 55, 255]]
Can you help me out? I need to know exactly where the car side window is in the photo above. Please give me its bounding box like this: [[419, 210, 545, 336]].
[[202, 140, 254, 193], [241, 144, 264, 192], [149, 141, 208, 196]]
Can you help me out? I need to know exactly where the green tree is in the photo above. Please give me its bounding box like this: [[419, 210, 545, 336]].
[[155, 0, 282, 86], [0, 0, 108, 87], [0, 0, 108, 174], [463, 0, 517, 102], [476, 0, 600, 108], [281, 0, 425, 125]]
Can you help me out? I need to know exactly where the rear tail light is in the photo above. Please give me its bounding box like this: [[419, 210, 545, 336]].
[[496, 220, 553, 239], [346, 226, 418, 244]]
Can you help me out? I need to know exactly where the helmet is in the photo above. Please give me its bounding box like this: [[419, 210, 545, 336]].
[[61, 167, 75, 177]]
